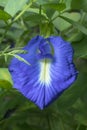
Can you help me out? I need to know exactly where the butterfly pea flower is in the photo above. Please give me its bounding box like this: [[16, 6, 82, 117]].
[[9, 36, 78, 109]]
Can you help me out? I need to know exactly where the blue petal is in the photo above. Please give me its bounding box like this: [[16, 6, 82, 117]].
[[9, 36, 78, 109], [46, 36, 78, 94]]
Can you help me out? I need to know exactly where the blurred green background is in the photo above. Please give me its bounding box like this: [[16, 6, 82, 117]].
[[0, 0, 87, 130]]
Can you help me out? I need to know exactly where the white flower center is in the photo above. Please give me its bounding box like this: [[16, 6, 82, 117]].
[[39, 59, 51, 86]]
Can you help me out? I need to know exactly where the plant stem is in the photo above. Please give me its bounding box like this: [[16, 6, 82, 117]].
[[39, 5, 42, 35], [13, 1, 33, 22]]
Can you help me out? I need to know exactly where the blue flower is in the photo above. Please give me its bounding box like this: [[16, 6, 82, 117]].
[[9, 36, 78, 109]]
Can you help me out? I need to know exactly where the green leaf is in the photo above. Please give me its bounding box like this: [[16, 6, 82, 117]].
[[24, 13, 48, 23], [0, 68, 13, 84], [43, 3, 66, 11], [27, 8, 48, 18], [36, 0, 50, 5], [4, 0, 28, 16], [72, 36, 87, 58], [65, 0, 72, 10], [52, 12, 81, 31], [59, 15, 87, 35], [0, 0, 9, 7], [71, 0, 87, 12], [9, 49, 27, 54], [0, 89, 27, 121], [80, 54, 87, 59], [0, 9, 11, 21], [0, 80, 12, 89], [73, 99, 87, 126], [11, 54, 31, 66], [57, 72, 87, 110]]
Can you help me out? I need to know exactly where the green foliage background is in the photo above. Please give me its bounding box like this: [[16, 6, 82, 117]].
[[0, 0, 87, 130]]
